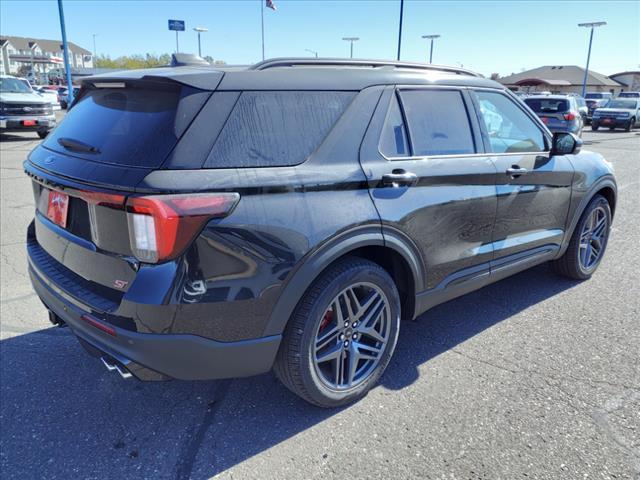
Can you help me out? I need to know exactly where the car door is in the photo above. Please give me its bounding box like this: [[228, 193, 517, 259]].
[[359, 86, 497, 307], [470, 89, 574, 274]]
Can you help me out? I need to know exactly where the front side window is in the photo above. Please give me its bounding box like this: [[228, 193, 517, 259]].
[[399, 89, 475, 156], [475, 91, 546, 154], [379, 94, 409, 158], [205, 91, 355, 168]]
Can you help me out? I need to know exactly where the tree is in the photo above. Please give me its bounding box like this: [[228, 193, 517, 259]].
[[95, 53, 225, 69]]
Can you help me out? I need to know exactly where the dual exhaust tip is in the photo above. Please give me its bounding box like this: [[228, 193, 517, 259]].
[[101, 356, 133, 379]]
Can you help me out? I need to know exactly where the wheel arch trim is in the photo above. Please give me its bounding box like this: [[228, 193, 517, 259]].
[[262, 224, 424, 337], [558, 175, 617, 258]]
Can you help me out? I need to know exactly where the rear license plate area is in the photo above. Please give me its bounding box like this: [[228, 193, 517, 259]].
[[46, 190, 69, 228]]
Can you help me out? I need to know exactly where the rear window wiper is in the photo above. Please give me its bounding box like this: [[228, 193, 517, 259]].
[[57, 137, 101, 154]]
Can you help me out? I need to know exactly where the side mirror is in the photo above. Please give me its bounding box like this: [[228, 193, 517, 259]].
[[579, 106, 588, 115], [551, 132, 582, 156]]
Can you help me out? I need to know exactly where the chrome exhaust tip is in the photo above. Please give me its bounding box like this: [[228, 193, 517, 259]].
[[101, 356, 133, 379]]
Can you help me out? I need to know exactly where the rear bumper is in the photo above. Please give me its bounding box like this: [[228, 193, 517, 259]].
[[29, 260, 282, 381]]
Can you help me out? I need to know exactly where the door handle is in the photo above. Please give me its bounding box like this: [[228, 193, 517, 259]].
[[382, 170, 418, 187], [506, 166, 528, 177]]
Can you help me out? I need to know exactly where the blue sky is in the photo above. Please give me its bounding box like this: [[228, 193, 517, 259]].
[[1, 0, 638, 76]]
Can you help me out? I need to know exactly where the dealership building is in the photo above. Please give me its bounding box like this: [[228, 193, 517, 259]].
[[498, 65, 626, 95], [0, 35, 93, 78]]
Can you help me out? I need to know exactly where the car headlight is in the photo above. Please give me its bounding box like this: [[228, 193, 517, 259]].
[[619, 112, 630, 117]]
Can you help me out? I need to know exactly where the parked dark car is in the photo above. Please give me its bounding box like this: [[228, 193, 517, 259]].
[[24, 57, 617, 407], [592, 98, 640, 131], [586, 98, 608, 124], [523, 94, 584, 136]]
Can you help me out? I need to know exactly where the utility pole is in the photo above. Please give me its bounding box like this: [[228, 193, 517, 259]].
[[578, 21, 606, 97], [57, 0, 74, 104], [305, 49, 318, 58], [92, 33, 98, 59]]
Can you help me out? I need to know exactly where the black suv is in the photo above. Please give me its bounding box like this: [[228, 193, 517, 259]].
[[25, 58, 617, 407]]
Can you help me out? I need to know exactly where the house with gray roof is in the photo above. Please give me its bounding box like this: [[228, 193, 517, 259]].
[[498, 65, 623, 95]]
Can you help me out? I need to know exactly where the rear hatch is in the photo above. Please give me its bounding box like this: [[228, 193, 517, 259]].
[[25, 75, 219, 312], [523, 97, 574, 129]]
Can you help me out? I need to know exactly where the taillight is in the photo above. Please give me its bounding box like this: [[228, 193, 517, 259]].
[[564, 112, 577, 121], [126, 193, 240, 263]]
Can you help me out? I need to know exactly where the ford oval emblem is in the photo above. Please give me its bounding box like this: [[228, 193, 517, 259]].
[[44, 157, 55, 165], [23, 107, 33, 112]]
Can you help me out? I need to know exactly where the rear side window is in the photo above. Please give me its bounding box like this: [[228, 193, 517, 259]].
[[44, 83, 203, 168], [524, 98, 570, 113], [204, 91, 355, 168], [379, 95, 409, 157], [399, 89, 475, 156]]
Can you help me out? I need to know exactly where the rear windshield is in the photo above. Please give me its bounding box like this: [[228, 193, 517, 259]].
[[585, 93, 608, 99], [524, 98, 569, 113], [43, 83, 202, 168], [204, 91, 355, 168]]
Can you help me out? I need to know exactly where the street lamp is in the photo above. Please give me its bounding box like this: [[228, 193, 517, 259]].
[[578, 21, 606, 97], [305, 49, 318, 58], [193, 27, 208, 58], [342, 37, 359, 59], [421, 34, 440, 64]]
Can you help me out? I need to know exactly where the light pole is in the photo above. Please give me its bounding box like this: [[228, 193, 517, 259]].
[[305, 49, 318, 58], [57, 0, 74, 104], [193, 27, 208, 57], [578, 21, 606, 97], [92, 33, 98, 59], [342, 37, 359, 59], [421, 34, 440, 64]]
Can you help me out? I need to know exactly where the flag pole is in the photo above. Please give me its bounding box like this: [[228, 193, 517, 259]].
[[261, 0, 265, 61]]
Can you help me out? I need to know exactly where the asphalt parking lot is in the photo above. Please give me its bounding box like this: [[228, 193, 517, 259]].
[[1, 123, 639, 479]]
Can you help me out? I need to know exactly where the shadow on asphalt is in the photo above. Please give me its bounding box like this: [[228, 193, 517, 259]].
[[0, 133, 42, 143], [0, 264, 579, 479]]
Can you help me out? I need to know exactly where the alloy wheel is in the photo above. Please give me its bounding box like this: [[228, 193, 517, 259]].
[[579, 205, 609, 270], [313, 282, 392, 391]]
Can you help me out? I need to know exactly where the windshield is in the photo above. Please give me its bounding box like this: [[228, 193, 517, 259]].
[[0, 77, 32, 93], [605, 99, 638, 109], [524, 98, 569, 113]]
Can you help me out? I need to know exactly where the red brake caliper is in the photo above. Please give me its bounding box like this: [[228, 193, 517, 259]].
[[319, 309, 333, 332]]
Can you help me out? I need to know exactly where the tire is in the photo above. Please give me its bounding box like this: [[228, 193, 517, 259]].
[[591, 123, 599, 131], [626, 118, 635, 132], [37, 130, 49, 139], [551, 195, 611, 280], [274, 257, 401, 408]]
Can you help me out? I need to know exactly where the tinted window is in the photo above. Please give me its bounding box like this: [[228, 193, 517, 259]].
[[399, 90, 475, 156], [475, 91, 545, 154], [379, 95, 409, 157], [44, 84, 192, 167], [205, 91, 354, 168], [524, 98, 570, 113]]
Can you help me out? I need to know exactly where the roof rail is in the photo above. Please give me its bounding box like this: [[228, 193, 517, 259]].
[[250, 57, 481, 77]]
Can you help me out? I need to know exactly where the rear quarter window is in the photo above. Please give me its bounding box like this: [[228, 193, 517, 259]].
[[204, 91, 355, 168]]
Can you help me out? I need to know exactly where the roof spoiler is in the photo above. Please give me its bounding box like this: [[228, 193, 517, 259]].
[[170, 53, 210, 67]]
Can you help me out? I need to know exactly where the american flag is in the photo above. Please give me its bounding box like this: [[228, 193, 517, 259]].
[[266, 0, 277, 10]]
